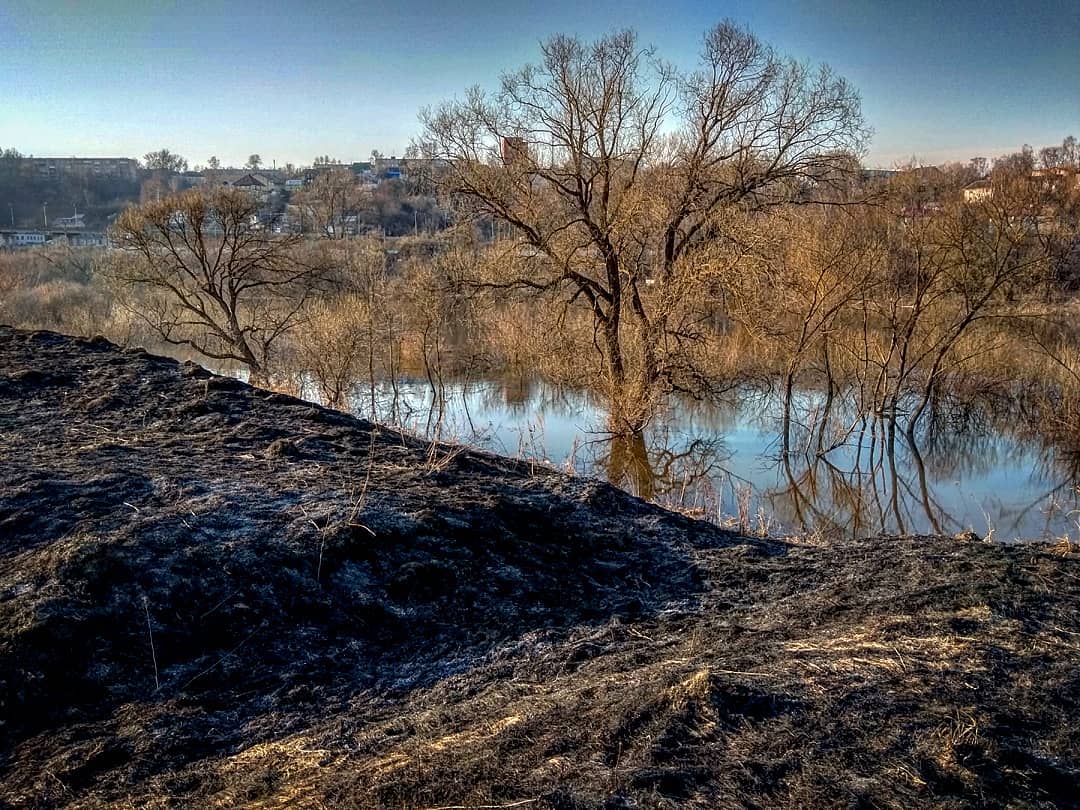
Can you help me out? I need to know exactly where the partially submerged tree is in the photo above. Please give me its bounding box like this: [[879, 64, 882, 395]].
[[874, 164, 1063, 437], [419, 21, 866, 435], [293, 238, 390, 412], [109, 188, 324, 384], [718, 205, 885, 453]]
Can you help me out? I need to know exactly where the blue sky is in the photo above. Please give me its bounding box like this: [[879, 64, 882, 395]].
[[1, 0, 1075, 168]]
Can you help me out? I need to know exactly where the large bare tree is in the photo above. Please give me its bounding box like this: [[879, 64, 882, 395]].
[[110, 187, 324, 384], [294, 167, 366, 238], [419, 21, 867, 434]]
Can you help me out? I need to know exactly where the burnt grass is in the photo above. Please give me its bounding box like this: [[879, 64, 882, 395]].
[[0, 328, 1077, 809]]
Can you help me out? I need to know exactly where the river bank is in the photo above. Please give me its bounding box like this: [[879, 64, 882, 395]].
[[1, 328, 1077, 808]]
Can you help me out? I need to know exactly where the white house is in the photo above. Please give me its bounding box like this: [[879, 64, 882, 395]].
[[963, 179, 993, 203], [52, 213, 86, 229]]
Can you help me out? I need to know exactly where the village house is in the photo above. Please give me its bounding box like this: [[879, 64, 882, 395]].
[[963, 179, 993, 202], [214, 173, 278, 204], [51, 213, 86, 229]]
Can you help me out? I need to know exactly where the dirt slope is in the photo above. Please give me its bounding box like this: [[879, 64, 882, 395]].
[[0, 327, 1077, 809]]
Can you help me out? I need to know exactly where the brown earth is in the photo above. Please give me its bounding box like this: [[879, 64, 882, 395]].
[[0, 327, 1077, 809]]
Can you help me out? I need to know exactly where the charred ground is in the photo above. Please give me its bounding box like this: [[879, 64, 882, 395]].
[[0, 327, 1077, 808]]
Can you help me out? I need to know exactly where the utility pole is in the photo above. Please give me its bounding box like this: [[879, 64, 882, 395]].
[[42, 202, 47, 228], [8, 204, 13, 227]]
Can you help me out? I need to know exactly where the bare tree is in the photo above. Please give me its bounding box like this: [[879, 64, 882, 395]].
[[293, 239, 389, 411], [143, 148, 188, 173], [1040, 146, 1066, 169], [843, 165, 1058, 438], [246, 154, 263, 171], [1062, 135, 1078, 168], [294, 167, 365, 238], [419, 21, 866, 434], [719, 205, 884, 454], [109, 188, 325, 384]]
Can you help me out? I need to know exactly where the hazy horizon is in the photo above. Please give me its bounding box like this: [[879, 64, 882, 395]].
[[3, 0, 1076, 169]]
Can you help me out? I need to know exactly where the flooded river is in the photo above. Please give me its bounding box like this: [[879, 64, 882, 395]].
[[330, 375, 1079, 541]]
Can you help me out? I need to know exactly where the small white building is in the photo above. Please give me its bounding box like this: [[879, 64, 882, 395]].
[[52, 213, 86, 229], [963, 179, 993, 203], [1, 231, 48, 248]]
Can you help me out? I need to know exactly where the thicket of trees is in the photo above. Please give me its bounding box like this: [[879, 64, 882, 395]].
[[4, 156, 1077, 451], [722, 163, 1075, 451]]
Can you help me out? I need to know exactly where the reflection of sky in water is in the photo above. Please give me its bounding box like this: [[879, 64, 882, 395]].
[[333, 377, 1079, 542], [359, 378, 606, 462]]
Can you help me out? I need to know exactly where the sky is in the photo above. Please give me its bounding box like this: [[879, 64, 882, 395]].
[[1, 0, 1076, 169]]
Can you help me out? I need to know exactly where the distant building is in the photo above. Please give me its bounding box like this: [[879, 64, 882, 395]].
[[399, 157, 451, 179], [963, 179, 993, 202], [227, 173, 274, 200], [372, 156, 403, 178], [28, 157, 138, 182], [230, 173, 270, 189], [0, 230, 48, 248], [501, 137, 529, 167], [964, 168, 1080, 203], [56, 231, 108, 247], [905, 165, 946, 187], [900, 201, 943, 219], [1031, 167, 1080, 193], [52, 213, 86, 229]]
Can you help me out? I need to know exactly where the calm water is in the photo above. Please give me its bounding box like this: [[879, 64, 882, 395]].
[[331, 376, 1079, 541]]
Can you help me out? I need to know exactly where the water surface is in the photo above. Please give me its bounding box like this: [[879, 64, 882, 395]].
[[341, 376, 1079, 541]]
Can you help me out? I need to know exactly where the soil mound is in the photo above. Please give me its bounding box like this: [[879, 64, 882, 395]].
[[0, 327, 1077, 808]]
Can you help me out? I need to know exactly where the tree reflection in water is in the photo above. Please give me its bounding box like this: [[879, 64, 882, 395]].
[[769, 388, 1080, 539], [599, 428, 734, 507], [343, 374, 1080, 540]]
